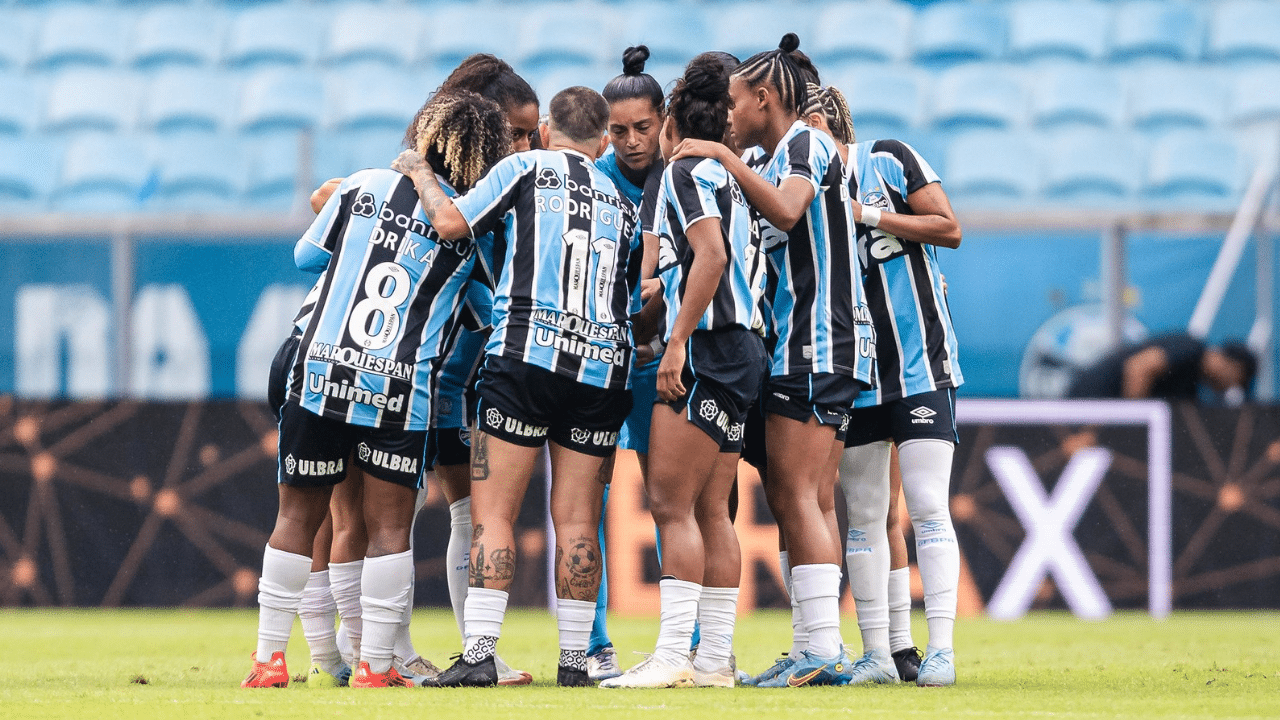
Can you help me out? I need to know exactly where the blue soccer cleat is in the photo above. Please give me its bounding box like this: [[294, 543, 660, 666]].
[[742, 653, 795, 687], [758, 648, 853, 688], [845, 648, 900, 685], [916, 647, 956, 687]]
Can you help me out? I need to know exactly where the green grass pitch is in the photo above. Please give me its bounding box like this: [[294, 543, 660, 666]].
[[2, 608, 1277, 719]]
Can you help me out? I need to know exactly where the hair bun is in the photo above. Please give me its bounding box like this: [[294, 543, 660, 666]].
[[622, 45, 650, 75], [779, 33, 800, 53], [683, 56, 730, 101]]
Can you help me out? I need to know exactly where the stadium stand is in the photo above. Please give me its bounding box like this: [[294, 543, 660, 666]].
[[224, 4, 323, 68], [912, 0, 1006, 65], [1041, 127, 1142, 203], [0, 10, 35, 71], [236, 67, 324, 134], [617, 4, 709, 69], [0, 138, 59, 211], [943, 130, 1040, 203], [32, 5, 129, 70], [811, 2, 914, 65], [1229, 66, 1280, 126], [832, 64, 929, 134], [422, 4, 517, 67], [1109, 1, 1204, 63], [930, 64, 1027, 131], [0, 73, 42, 136], [711, 3, 815, 67], [142, 68, 236, 134], [129, 5, 225, 69], [151, 133, 244, 210], [517, 6, 613, 69], [53, 134, 152, 212], [322, 4, 425, 68], [1006, 0, 1110, 62], [1029, 64, 1126, 128], [1143, 129, 1245, 203], [324, 67, 435, 132], [1209, 0, 1280, 62], [44, 69, 138, 134], [1128, 65, 1227, 130]]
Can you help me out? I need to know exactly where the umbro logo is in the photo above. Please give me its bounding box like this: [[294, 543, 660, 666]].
[[909, 406, 937, 424]]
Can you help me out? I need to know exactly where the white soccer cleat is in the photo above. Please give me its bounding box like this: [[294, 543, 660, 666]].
[[691, 661, 736, 688], [845, 648, 901, 685], [599, 655, 695, 689], [587, 646, 622, 681]]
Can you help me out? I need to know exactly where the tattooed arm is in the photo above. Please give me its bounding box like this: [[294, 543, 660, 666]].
[[391, 150, 470, 241]]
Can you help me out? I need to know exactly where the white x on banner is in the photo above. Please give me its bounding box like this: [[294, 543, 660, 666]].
[[986, 446, 1114, 620], [955, 399, 1173, 619]]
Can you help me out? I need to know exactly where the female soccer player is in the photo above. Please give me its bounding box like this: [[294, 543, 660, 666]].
[[804, 83, 963, 687], [671, 34, 875, 688], [243, 89, 511, 689], [300, 54, 539, 687], [601, 53, 767, 690], [585, 44, 667, 681]]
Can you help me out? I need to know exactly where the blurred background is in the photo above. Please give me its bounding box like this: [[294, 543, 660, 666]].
[[1, 0, 1277, 614]]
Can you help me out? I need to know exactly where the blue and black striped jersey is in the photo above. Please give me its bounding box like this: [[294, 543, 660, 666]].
[[428, 279, 491, 429], [453, 149, 643, 391], [290, 168, 479, 431], [655, 156, 766, 336], [755, 121, 875, 385], [846, 139, 963, 406]]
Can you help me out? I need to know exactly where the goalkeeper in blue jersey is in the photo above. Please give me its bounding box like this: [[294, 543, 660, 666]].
[[805, 83, 965, 688], [243, 90, 511, 690]]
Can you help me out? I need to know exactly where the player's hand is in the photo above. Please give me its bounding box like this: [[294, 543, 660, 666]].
[[670, 138, 724, 163], [309, 178, 343, 214], [656, 340, 686, 402], [640, 277, 662, 302], [391, 149, 430, 179], [941, 273, 949, 295]]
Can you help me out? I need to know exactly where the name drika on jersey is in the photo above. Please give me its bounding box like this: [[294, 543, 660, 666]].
[[308, 373, 405, 411], [308, 342, 413, 381], [369, 200, 469, 264]]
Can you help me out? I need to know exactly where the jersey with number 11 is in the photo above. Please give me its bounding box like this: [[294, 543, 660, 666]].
[[291, 168, 480, 431]]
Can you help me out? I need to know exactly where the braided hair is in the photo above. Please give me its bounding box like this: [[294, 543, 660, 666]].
[[667, 54, 732, 142], [803, 83, 855, 144], [730, 33, 810, 116], [602, 45, 665, 111], [409, 90, 511, 192]]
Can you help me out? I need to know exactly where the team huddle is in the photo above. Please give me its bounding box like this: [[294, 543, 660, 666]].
[[244, 32, 964, 692]]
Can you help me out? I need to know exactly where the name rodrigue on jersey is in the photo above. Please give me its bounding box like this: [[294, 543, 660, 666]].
[[530, 308, 628, 365], [307, 342, 413, 381], [308, 373, 406, 412]]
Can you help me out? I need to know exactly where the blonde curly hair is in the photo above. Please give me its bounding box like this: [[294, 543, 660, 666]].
[[408, 90, 511, 192]]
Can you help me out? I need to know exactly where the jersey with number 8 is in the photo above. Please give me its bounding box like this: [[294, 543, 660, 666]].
[[290, 168, 483, 431]]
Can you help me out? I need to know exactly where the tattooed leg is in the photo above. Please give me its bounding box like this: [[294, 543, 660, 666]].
[[547, 442, 610, 602], [466, 431, 541, 593]]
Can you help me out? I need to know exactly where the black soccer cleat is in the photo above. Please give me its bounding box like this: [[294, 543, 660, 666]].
[[557, 665, 596, 687], [423, 654, 498, 687], [892, 646, 923, 683]]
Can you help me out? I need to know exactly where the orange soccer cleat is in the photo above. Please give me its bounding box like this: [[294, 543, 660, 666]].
[[351, 661, 413, 688], [241, 651, 289, 688]]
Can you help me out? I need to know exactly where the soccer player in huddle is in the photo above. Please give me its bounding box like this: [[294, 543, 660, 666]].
[[805, 83, 964, 687], [393, 86, 643, 688], [299, 53, 539, 687], [601, 52, 767, 690], [586, 45, 667, 680], [672, 34, 877, 687], [243, 89, 511, 689]]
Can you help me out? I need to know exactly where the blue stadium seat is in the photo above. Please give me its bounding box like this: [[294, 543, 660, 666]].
[[224, 5, 323, 68], [0, 10, 35, 71], [422, 5, 518, 67], [0, 138, 60, 211], [130, 6, 224, 69], [929, 64, 1026, 131], [518, 7, 613, 69], [1143, 130, 1245, 203], [0, 74, 41, 135], [311, 129, 407, 188], [1007, 0, 1110, 62], [325, 67, 428, 132], [711, 3, 816, 70], [1029, 65, 1125, 128], [243, 133, 304, 210], [1229, 66, 1280, 126], [1042, 128, 1141, 202], [912, 1, 1007, 65], [237, 68, 324, 134], [151, 133, 243, 210], [1209, 0, 1280, 62], [534, 67, 616, 110], [1109, 1, 1203, 62], [615, 4, 709, 69], [32, 6, 129, 70], [53, 133, 153, 212], [142, 68, 236, 134], [828, 64, 927, 133], [811, 2, 913, 65], [323, 4, 425, 68], [943, 131, 1039, 203], [1128, 66, 1226, 130], [44, 69, 138, 133]]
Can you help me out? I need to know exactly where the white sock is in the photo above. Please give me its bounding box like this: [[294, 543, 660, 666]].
[[448, 497, 472, 640], [299, 570, 342, 670], [462, 587, 508, 662], [779, 551, 807, 660], [789, 563, 843, 658], [255, 545, 312, 659], [556, 597, 594, 671], [359, 550, 414, 674], [839, 441, 892, 655], [899, 439, 958, 652], [653, 577, 701, 666], [392, 578, 417, 663], [329, 559, 364, 664], [692, 586, 738, 672], [888, 567, 914, 653], [336, 620, 353, 665]]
